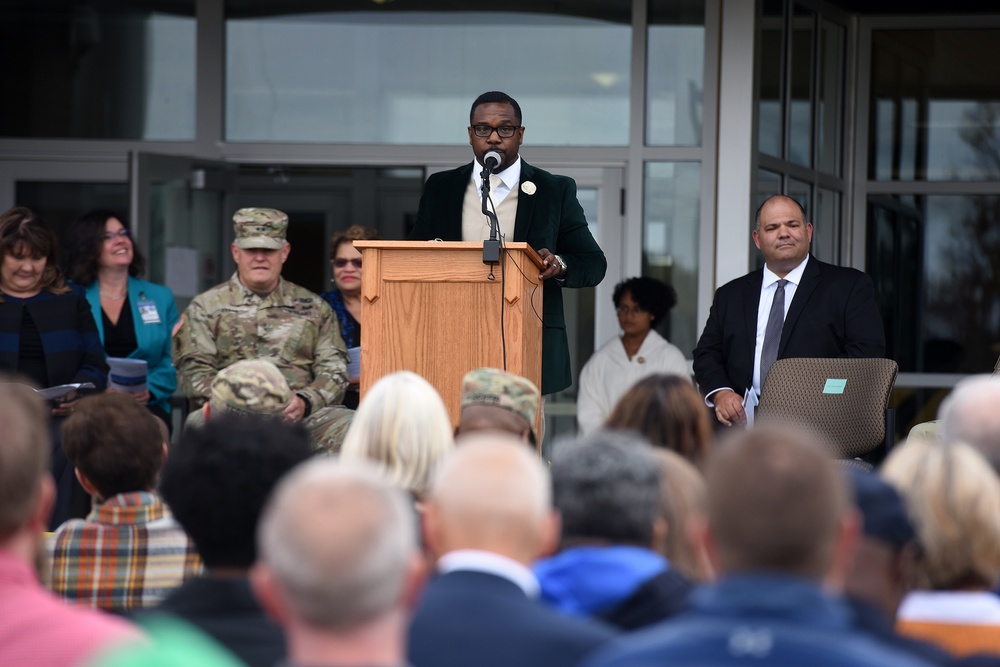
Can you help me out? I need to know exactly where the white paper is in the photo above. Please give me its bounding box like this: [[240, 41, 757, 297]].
[[108, 357, 149, 394], [743, 387, 759, 428], [35, 382, 97, 400], [346, 346, 361, 380]]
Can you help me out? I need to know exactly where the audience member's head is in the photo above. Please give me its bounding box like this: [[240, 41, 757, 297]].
[[252, 459, 419, 656], [938, 374, 1000, 475], [208, 358, 292, 419], [423, 433, 557, 565], [844, 470, 918, 620], [160, 415, 313, 571], [61, 392, 165, 501], [0, 380, 52, 543], [703, 423, 855, 585], [550, 430, 663, 550], [604, 374, 712, 465], [881, 438, 1000, 591], [652, 448, 713, 582], [612, 276, 677, 328], [341, 371, 454, 498], [457, 368, 540, 446]]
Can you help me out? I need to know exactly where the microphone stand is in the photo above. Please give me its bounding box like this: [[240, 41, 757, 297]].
[[481, 166, 501, 264]]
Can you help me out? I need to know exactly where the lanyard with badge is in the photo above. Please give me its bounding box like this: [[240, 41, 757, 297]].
[[136, 292, 162, 325]]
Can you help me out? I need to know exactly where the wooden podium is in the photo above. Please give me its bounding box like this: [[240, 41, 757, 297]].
[[354, 241, 544, 431]]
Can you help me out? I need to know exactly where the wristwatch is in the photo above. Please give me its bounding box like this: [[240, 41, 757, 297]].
[[553, 254, 568, 275]]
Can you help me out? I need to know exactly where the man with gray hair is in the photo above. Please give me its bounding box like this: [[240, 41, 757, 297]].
[[0, 381, 140, 666], [409, 433, 615, 667], [938, 374, 1000, 475], [533, 430, 692, 629], [250, 459, 422, 667]]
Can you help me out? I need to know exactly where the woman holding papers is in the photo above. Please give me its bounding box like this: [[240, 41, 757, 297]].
[[0, 207, 108, 527], [320, 224, 378, 409], [63, 210, 179, 432]]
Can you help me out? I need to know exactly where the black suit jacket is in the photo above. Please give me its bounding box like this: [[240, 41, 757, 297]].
[[693, 256, 885, 399], [409, 160, 607, 394], [408, 569, 616, 667], [148, 575, 285, 667]]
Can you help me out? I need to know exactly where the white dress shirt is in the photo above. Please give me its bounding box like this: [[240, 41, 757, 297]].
[[752, 255, 809, 397]]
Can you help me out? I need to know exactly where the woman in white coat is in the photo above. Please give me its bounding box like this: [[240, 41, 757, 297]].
[[577, 276, 690, 435]]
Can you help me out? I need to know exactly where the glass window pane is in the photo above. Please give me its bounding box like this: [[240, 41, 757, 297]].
[[788, 4, 814, 167], [758, 0, 785, 158], [0, 3, 195, 140], [868, 194, 1000, 375], [643, 162, 701, 357], [814, 187, 841, 263], [817, 19, 844, 175], [225, 3, 631, 145], [870, 29, 1000, 181], [646, 0, 705, 146], [15, 182, 129, 238]]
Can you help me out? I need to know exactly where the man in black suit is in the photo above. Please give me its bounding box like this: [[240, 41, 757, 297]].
[[408, 91, 607, 395], [408, 432, 616, 667], [693, 194, 885, 426]]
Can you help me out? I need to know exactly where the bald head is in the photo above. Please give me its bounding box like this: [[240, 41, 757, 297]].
[[939, 374, 1000, 475], [426, 433, 554, 563], [255, 459, 416, 630], [705, 424, 851, 580]]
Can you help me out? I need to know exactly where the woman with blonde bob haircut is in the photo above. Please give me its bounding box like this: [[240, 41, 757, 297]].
[[882, 438, 1000, 657], [340, 371, 454, 499]]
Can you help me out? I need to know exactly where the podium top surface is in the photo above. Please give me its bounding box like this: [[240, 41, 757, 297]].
[[355, 240, 545, 269]]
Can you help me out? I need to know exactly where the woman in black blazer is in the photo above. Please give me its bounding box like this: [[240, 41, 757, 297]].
[[0, 207, 108, 528]]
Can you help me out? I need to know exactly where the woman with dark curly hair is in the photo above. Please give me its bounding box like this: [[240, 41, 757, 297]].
[[319, 224, 379, 409], [577, 276, 690, 435], [62, 210, 179, 432]]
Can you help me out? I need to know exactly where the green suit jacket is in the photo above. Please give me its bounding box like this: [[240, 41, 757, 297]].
[[409, 160, 607, 394]]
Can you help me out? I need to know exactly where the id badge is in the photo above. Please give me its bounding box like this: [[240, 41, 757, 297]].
[[138, 299, 162, 325]]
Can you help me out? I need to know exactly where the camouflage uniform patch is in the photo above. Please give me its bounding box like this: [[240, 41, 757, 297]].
[[461, 367, 541, 441]]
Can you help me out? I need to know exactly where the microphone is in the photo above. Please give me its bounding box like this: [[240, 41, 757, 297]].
[[480, 151, 503, 264], [483, 151, 502, 174]]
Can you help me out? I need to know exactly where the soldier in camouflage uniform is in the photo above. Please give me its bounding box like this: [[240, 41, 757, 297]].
[[184, 358, 292, 430], [173, 208, 353, 452], [456, 367, 541, 447]]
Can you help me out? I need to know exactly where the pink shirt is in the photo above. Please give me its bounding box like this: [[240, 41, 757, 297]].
[[0, 548, 143, 667]]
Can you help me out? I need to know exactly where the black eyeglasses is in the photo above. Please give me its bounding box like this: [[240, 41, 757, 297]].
[[470, 124, 521, 139], [103, 229, 131, 241], [333, 258, 362, 269], [616, 305, 647, 316]]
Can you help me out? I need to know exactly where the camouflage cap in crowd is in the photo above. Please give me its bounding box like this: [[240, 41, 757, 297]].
[[461, 367, 540, 434], [233, 208, 288, 249], [210, 359, 292, 417]]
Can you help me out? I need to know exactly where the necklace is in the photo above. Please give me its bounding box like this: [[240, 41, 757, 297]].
[[100, 291, 127, 300]]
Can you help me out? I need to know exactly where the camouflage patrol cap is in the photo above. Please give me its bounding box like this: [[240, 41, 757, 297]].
[[210, 359, 292, 417], [461, 368, 540, 435], [233, 208, 288, 250]]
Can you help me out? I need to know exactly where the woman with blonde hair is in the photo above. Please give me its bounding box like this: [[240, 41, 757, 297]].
[[652, 449, 713, 582], [340, 371, 454, 499], [882, 438, 1000, 657]]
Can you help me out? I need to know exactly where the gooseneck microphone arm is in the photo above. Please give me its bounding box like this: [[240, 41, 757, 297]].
[[480, 151, 502, 264]]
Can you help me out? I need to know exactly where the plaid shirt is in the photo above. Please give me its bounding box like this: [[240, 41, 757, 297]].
[[47, 491, 202, 613]]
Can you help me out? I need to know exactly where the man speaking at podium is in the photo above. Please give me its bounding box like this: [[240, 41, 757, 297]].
[[409, 91, 607, 395]]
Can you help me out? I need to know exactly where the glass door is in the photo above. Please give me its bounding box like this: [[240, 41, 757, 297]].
[[130, 152, 237, 313]]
